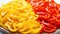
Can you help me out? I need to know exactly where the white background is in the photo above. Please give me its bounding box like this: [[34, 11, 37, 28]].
[[0, 0, 12, 7]]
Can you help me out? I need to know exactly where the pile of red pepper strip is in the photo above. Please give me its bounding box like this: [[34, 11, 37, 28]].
[[26, 0, 60, 33]]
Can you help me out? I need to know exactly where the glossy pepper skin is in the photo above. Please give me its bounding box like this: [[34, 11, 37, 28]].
[[26, 0, 60, 33]]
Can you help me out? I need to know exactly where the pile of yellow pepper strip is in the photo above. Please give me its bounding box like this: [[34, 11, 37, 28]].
[[0, 0, 42, 34]]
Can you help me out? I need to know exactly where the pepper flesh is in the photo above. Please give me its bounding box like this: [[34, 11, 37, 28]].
[[26, 0, 60, 33]]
